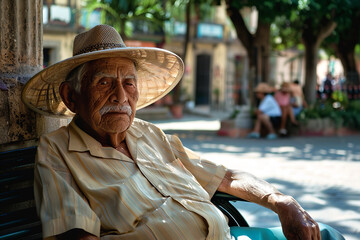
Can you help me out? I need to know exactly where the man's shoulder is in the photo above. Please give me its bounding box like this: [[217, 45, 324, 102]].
[[262, 94, 275, 104], [37, 125, 70, 162], [131, 118, 159, 130], [130, 118, 166, 138], [39, 125, 69, 143]]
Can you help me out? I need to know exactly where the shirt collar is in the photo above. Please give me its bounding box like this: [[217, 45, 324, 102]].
[[68, 118, 144, 161]]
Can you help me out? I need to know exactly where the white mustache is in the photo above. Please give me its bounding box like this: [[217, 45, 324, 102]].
[[99, 105, 132, 116]]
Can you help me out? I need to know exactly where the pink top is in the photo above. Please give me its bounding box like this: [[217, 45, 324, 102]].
[[274, 91, 290, 106]]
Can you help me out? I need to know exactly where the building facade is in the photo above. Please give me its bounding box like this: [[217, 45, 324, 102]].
[[43, 1, 337, 118]]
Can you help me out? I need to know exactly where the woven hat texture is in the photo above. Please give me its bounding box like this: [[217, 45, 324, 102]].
[[21, 25, 184, 117]]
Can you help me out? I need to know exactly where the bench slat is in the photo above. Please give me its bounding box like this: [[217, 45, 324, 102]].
[[0, 148, 37, 170], [0, 168, 34, 196], [0, 147, 41, 239], [0, 207, 38, 230], [0, 187, 34, 209], [0, 221, 41, 240]]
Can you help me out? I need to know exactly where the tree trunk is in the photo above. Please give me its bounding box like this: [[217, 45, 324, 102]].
[[46, 0, 51, 23], [255, 19, 271, 83], [226, 3, 271, 106], [335, 43, 359, 84], [332, 12, 360, 84], [303, 42, 318, 104], [172, 0, 191, 104], [302, 18, 336, 104]]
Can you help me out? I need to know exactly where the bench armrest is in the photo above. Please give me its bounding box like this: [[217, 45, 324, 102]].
[[211, 191, 249, 227]]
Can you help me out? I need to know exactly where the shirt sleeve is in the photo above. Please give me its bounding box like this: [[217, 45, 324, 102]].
[[259, 95, 271, 113], [166, 134, 227, 198], [259, 95, 281, 116], [34, 135, 101, 238]]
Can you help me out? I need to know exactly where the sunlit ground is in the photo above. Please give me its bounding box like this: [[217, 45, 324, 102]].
[[153, 116, 360, 240]]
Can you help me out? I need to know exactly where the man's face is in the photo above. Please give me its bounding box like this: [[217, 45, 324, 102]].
[[75, 57, 139, 136], [255, 92, 265, 99]]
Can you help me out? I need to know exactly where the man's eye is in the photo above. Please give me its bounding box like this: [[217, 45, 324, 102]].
[[100, 80, 109, 85]]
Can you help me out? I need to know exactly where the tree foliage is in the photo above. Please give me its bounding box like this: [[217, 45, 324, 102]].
[[224, 0, 296, 105], [83, 0, 360, 106], [271, 0, 354, 104], [84, 0, 168, 38], [322, 0, 360, 84]]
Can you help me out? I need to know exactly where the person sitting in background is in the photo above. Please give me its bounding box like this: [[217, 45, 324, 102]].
[[290, 79, 307, 117], [247, 83, 281, 140], [274, 82, 292, 136], [323, 73, 333, 99]]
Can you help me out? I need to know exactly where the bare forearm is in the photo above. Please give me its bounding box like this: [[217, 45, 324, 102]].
[[218, 169, 321, 240], [217, 169, 281, 212]]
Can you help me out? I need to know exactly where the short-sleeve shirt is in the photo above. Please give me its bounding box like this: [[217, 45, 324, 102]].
[[34, 118, 229, 239], [259, 94, 282, 117]]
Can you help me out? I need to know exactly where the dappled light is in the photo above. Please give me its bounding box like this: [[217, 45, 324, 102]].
[[175, 133, 360, 162], [160, 126, 360, 240], [232, 178, 360, 240]]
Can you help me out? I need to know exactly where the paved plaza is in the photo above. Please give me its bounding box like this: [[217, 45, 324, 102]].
[[152, 114, 360, 240]]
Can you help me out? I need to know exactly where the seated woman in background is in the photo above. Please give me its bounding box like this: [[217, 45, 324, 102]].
[[274, 82, 293, 136], [274, 81, 308, 136]]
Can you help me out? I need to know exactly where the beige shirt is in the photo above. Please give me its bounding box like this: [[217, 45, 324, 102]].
[[34, 118, 230, 239]]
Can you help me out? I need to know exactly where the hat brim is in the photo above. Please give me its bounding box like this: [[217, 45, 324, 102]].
[[21, 47, 184, 118], [254, 89, 272, 93]]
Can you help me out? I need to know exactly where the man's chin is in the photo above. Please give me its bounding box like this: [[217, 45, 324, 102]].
[[99, 118, 132, 133], [99, 126, 130, 135]]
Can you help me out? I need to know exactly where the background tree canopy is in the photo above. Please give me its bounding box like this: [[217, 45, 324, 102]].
[[85, 0, 360, 106]]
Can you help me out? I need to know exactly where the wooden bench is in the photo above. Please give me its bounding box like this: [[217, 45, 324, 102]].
[[0, 147, 248, 240], [0, 146, 41, 240]]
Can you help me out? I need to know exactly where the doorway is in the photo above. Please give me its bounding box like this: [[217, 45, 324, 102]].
[[195, 54, 211, 105]]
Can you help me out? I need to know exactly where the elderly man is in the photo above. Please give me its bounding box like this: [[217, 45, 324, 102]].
[[22, 25, 340, 240]]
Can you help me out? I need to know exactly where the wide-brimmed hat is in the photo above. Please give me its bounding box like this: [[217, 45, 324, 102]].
[[280, 82, 291, 92], [254, 83, 275, 93], [21, 25, 184, 117]]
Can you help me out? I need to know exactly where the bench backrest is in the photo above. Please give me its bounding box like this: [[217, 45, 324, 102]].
[[0, 147, 42, 240]]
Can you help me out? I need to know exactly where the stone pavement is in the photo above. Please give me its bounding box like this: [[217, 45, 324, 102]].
[[151, 114, 360, 240]]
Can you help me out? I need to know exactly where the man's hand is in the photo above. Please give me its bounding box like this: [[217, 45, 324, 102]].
[[269, 193, 321, 240]]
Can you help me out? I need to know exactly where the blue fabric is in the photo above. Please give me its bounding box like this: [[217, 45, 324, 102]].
[[292, 106, 303, 116], [230, 223, 345, 240]]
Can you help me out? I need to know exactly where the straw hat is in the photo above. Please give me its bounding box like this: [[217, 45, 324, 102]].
[[21, 25, 184, 117], [254, 83, 275, 93], [280, 82, 291, 92]]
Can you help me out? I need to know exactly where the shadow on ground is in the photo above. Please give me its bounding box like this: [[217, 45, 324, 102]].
[[164, 130, 360, 162], [231, 178, 360, 238], [163, 129, 360, 239]]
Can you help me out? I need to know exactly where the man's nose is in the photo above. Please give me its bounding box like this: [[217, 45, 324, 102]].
[[109, 81, 128, 104]]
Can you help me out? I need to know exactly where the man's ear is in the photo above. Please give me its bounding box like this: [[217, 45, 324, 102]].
[[59, 82, 78, 113]]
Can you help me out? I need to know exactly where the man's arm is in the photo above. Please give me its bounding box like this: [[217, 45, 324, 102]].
[[217, 169, 321, 240]]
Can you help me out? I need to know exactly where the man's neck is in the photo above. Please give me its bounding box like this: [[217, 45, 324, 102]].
[[74, 116, 127, 149]]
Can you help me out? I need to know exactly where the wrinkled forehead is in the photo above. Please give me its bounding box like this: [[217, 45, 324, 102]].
[[86, 57, 137, 75]]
